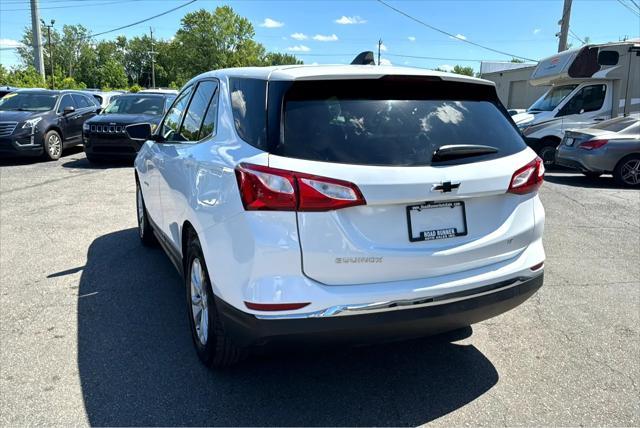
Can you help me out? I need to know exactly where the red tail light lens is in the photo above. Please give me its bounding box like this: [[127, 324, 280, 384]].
[[578, 139, 608, 150], [235, 163, 366, 211], [244, 301, 310, 311], [508, 157, 544, 194]]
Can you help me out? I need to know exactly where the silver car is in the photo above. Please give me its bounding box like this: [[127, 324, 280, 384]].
[[556, 114, 640, 187]]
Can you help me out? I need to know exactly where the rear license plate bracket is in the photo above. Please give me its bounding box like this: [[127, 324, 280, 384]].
[[406, 201, 468, 242]]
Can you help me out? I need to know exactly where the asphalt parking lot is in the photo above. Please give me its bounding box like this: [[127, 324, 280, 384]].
[[0, 149, 638, 427]]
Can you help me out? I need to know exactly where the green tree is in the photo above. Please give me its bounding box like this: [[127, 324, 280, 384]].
[[262, 52, 303, 66], [0, 66, 46, 88], [510, 58, 525, 63], [173, 6, 266, 75], [452, 65, 475, 76]]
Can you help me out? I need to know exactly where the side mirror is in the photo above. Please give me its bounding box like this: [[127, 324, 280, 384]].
[[125, 123, 155, 141], [63, 106, 75, 115]]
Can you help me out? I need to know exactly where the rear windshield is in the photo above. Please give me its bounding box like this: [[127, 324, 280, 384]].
[[269, 78, 525, 166]]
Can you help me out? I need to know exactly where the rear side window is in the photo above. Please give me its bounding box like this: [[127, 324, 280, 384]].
[[229, 78, 267, 149], [270, 78, 526, 166]]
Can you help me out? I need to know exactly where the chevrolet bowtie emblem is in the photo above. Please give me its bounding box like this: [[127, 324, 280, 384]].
[[432, 181, 460, 193]]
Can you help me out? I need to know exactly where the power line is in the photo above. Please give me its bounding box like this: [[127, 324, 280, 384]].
[[615, 0, 640, 17], [77, 0, 197, 40], [1, 0, 145, 12], [628, 0, 640, 9], [569, 29, 585, 45], [375, 0, 537, 62]]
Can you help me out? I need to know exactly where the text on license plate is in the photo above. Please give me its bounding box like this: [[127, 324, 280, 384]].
[[406, 201, 468, 242]]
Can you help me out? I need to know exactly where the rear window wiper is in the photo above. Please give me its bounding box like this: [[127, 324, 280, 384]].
[[432, 144, 498, 162]]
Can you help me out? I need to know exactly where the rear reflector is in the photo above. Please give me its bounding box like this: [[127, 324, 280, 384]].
[[530, 261, 544, 271], [508, 157, 544, 195], [578, 139, 608, 150], [244, 302, 311, 311], [235, 163, 366, 211]]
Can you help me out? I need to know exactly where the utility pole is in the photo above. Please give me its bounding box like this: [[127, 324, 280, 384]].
[[377, 38, 383, 66], [556, 0, 572, 52], [149, 27, 156, 89], [30, 0, 45, 80], [41, 19, 55, 89]]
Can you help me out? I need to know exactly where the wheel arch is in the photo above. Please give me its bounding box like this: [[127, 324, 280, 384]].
[[44, 125, 64, 142]]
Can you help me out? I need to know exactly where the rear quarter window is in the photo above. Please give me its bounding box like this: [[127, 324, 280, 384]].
[[229, 78, 268, 149], [269, 78, 526, 166]]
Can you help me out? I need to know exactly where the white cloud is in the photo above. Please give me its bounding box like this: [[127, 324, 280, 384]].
[[437, 64, 455, 72], [260, 18, 284, 28], [287, 45, 310, 52], [408, 36, 416, 42], [450, 33, 467, 41], [533, 28, 542, 35], [291, 32, 308, 40], [379, 58, 392, 65], [313, 34, 339, 42], [378, 43, 388, 52], [0, 38, 24, 49], [335, 15, 367, 25]]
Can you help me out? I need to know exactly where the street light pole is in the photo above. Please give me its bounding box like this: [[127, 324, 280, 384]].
[[377, 38, 383, 66], [41, 19, 55, 89]]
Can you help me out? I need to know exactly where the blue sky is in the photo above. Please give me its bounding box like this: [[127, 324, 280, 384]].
[[1, 0, 639, 72]]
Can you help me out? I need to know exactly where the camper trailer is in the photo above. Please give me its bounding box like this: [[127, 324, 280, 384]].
[[513, 40, 640, 165]]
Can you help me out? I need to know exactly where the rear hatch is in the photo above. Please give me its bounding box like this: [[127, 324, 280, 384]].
[[267, 77, 539, 285]]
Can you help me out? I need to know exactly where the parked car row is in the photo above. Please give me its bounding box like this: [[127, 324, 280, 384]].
[[0, 88, 177, 161]]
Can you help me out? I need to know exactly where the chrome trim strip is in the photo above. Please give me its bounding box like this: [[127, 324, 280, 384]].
[[254, 274, 542, 320]]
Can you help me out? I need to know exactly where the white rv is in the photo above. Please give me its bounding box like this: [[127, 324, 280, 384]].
[[514, 40, 640, 165]]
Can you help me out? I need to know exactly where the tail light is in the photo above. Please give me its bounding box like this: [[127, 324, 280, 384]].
[[508, 157, 544, 194], [578, 139, 608, 150], [235, 163, 366, 211]]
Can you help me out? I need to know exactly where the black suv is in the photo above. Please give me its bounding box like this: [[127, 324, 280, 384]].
[[83, 93, 176, 163], [0, 89, 100, 160]]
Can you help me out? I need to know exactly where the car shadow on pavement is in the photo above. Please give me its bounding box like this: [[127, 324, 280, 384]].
[[61, 155, 132, 170], [544, 172, 627, 189], [0, 146, 85, 167], [77, 228, 499, 427]]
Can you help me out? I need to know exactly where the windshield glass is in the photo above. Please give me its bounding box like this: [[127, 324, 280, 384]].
[[103, 95, 165, 115], [528, 84, 578, 112], [265, 79, 526, 167], [0, 92, 58, 112]]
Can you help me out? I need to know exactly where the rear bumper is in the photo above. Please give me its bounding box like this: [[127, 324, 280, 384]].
[[217, 273, 543, 348], [556, 146, 614, 173]]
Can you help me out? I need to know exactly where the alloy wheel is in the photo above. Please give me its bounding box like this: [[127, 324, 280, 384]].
[[48, 134, 62, 158], [620, 159, 640, 185], [190, 258, 209, 346]]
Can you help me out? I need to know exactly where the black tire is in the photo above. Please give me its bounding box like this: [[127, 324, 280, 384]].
[[538, 142, 558, 167], [185, 231, 245, 367], [582, 171, 602, 179], [136, 180, 157, 246], [42, 130, 63, 161], [613, 154, 640, 188]]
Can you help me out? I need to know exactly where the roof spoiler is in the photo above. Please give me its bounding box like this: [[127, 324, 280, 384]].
[[351, 51, 376, 65]]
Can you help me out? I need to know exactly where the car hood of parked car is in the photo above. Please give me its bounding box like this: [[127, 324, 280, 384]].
[[87, 113, 162, 125], [0, 110, 48, 122]]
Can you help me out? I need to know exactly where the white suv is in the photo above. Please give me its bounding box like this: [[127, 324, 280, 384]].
[[127, 65, 546, 367]]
